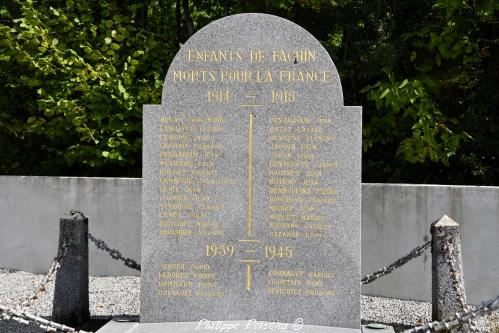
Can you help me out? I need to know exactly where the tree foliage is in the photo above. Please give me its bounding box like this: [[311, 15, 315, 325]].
[[0, 0, 173, 176], [0, 0, 497, 184]]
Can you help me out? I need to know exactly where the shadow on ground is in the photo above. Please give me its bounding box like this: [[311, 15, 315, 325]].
[[0, 315, 137, 333]]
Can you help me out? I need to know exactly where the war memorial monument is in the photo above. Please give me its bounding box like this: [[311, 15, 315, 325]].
[[103, 12, 364, 332]]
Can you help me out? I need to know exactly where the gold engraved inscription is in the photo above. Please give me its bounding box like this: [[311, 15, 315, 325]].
[[157, 262, 222, 298], [267, 116, 337, 240], [155, 48, 343, 298]]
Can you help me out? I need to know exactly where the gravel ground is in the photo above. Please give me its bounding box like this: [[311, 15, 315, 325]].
[[0, 268, 497, 332]]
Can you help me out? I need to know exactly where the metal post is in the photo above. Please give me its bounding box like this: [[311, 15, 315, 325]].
[[431, 215, 470, 333], [52, 210, 90, 326]]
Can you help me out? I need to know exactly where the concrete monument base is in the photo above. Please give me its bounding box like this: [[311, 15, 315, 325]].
[[96, 319, 394, 333]]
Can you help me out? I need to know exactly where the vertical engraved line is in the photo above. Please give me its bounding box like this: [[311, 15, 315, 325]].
[[246, 264, 252, 291], [248, 112, 254, 238]]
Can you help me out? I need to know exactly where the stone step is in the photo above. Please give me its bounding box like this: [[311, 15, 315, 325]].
[[96, 319, 394, 333]]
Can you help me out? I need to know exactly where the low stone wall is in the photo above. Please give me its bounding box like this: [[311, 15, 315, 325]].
[[361, 183, 499, 305], [0, 176, 497, 304], [0, 176, 141, 280]]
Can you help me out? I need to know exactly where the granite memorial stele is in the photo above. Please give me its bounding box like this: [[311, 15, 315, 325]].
[[140, 13, 361, 331]]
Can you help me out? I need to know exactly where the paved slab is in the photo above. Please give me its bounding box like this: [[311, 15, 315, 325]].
[[97, 319, 395, 332], [96, 319, 396, 333], [96, 319, 364, 333]]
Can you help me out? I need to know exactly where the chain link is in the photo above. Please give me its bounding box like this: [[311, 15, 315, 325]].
[[361, 241, 431, 285], [65, 212, 140, 271], [0, 304, 91, 332], [0, 230, 88, 332], [88, 233, 141, 271], [20, 240, 71, 309], [403, 295, 499, 332]]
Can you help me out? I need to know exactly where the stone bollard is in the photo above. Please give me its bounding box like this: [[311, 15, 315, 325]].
[[431, 215, 469, 332], [52, 210, 90, 326]]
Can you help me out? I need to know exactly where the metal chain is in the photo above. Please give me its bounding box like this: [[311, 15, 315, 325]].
[[88, 233, 141, 271], [0, 304, 91, 332], [20, 240, 71, 308], [403, 294, 499, 332], [361, 241, 431, 285], [0, 232, 88, 332], [71, 210, 140, 271]]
